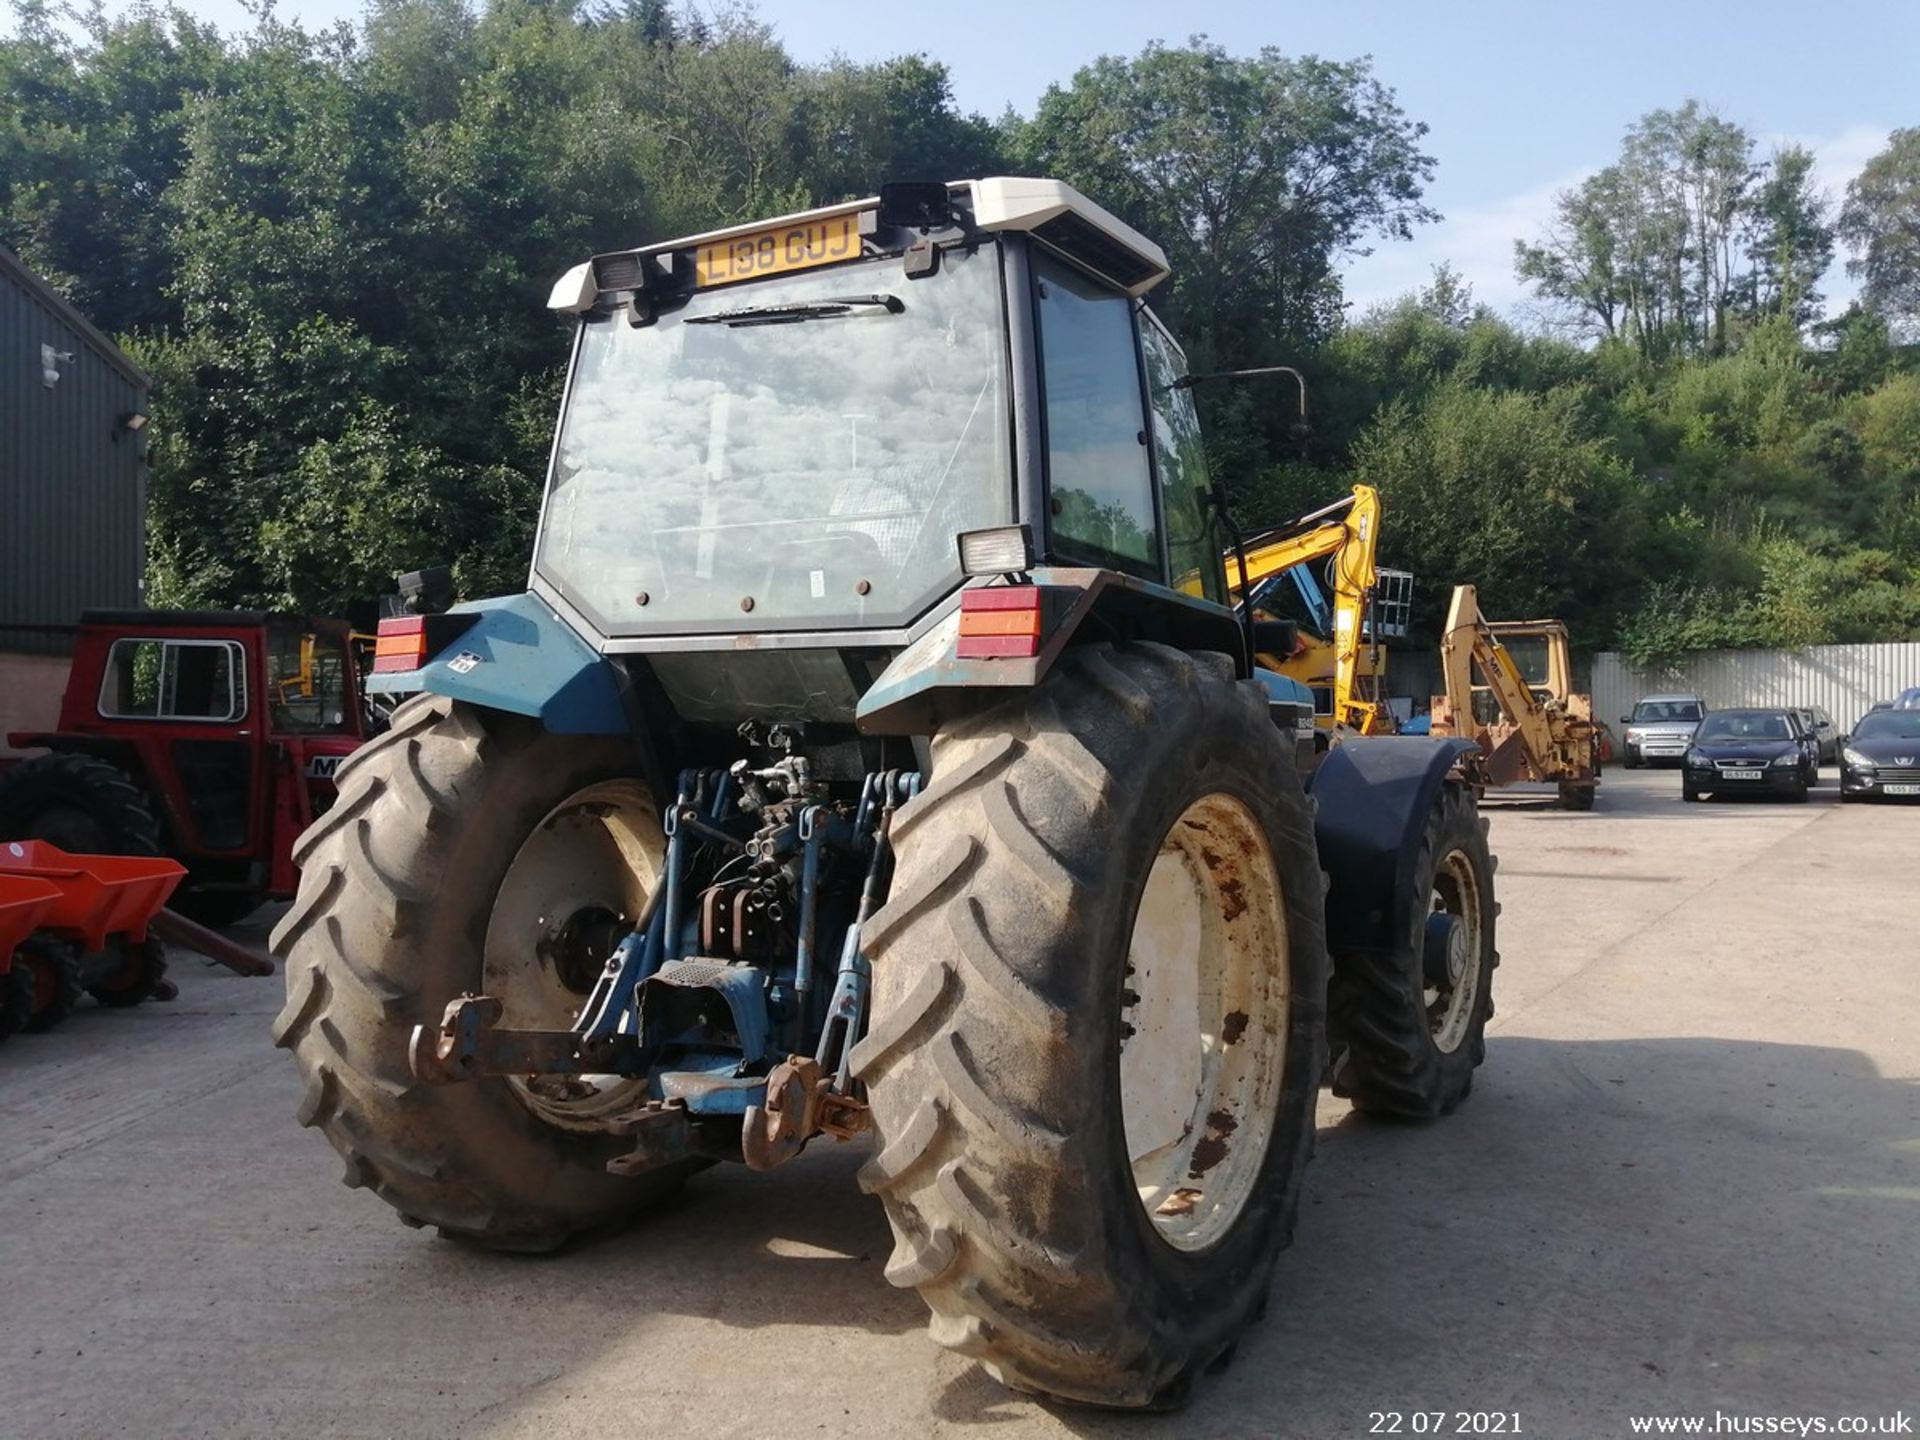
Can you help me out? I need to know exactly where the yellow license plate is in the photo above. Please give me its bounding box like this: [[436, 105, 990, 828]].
[[695, 214, 860, 288]]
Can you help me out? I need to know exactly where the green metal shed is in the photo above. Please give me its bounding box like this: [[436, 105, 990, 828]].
[[1, 246, 150, 657]]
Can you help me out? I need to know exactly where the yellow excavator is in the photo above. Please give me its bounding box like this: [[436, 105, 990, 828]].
[[1429, 584, 1599, 810], [1226, 484, 1410, 736]]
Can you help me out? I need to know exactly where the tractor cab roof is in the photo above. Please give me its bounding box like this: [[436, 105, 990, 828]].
[[549, 176, 1171, 316], [80, 609, 349, 637]]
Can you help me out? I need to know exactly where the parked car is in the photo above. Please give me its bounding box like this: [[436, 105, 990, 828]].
[[1682, 708, 1818, 803], [1620, 693, 1706, 767], [1792, 705, 1839, 764], [1839, 708, 1920, 802], [1894, 686, 1920, 710]]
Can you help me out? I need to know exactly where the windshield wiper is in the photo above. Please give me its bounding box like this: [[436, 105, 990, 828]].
[[685, 294, 905, 328]]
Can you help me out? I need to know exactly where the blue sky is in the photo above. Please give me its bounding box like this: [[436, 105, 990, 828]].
[[33, 0, 1918, 319]]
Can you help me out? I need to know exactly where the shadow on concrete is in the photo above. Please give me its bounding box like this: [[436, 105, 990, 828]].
[[923, 1035, 1919, 1434]]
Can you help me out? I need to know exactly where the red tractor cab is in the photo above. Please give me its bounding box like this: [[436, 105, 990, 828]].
[[0, 611, 373, 926]]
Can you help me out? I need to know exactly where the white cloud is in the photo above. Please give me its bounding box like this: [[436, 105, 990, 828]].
[[1338, 124, 1892, 326], [1339, 170, 1591, 320]]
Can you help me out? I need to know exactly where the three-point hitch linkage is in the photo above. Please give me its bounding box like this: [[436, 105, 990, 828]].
[[410, 750, 920, 1177]]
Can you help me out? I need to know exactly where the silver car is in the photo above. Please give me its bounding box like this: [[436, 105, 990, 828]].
[[1621, 693, 1706, 767]]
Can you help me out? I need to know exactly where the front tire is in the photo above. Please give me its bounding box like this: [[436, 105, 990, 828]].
[[1328, 783, 1497, 1119], [856, 643, 1328, 1409], [272, 694, 690, 1252]]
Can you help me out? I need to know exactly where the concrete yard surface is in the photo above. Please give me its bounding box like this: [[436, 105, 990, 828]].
[[1, 769, 1915, 1438]]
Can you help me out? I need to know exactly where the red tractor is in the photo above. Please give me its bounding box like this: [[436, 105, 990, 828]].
[[0, 611, 373, 925]]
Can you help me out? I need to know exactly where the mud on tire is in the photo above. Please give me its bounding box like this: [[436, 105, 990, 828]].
[[856, 642, 1329, 1409], [1328, 783, 1497, 1119], [271, 694, 692, 1252]]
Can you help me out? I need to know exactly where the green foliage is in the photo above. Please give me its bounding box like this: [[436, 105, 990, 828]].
[[1006, 37, 1437, 416], [2, 0, 1006, 616], [1346, 381, 1642, 638], [1839, 128, 1920, 341], [1515, 104, 1836, 357], [5, 12, 1915, 665]]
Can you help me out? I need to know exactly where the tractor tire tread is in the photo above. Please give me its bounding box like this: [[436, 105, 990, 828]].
[[19, 936, 84, 1031], [0, 751, 165, 854], [860, 642, 1328, 1408], [272, 693, 685, 1253], [1328, 782, 1497, 1119]]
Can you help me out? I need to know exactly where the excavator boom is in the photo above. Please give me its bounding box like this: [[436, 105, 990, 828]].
[[1431, 585, 1599, 810], [1228, 485, 1401, 735]]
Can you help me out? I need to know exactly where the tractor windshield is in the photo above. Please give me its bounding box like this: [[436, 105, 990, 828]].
[[536, 244, 1011, 634]]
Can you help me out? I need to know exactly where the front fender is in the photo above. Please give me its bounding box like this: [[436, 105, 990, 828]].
[[366, 592, 627, 735], [1307, 736, 1477, 956]]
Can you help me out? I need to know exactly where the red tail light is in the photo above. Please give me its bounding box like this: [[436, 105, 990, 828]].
[[373, 615, 429, 673], [957, 587, 1044, 659]]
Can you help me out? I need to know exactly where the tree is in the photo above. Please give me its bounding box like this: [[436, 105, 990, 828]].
[[1741, 145, 1833, 328], [1516, 103, 1802, 357], [1009, 39, 1438, 365], [1839, 128, 1920, 340]]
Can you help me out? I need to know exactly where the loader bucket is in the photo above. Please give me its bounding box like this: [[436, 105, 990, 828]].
[[0, 875, 64, 962], [0, 841, 187, 950]]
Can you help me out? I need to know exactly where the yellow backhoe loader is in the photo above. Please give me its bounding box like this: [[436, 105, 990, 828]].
[[1429, 584, 1599, 810], [1226, 484, 1412, 736]]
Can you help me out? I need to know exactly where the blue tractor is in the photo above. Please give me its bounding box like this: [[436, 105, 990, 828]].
[[272, 179, 1498, 1410]]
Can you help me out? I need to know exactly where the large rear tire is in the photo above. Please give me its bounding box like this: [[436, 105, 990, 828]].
[[272, 694, 692, 1252], [1328, 783, 1497, 1119], [856, 643, 1328, 1409]]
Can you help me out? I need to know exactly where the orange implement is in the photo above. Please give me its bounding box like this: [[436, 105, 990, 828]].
[[0, 841, 187, 950], [0, 875, 63, 961]]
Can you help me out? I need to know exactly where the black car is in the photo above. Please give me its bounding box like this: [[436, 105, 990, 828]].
[[1839, 708, 1920, 802], [1682, 708, 1818, 802], [1793, 705, 1838, 765]]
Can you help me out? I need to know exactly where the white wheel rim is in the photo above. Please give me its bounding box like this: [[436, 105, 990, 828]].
[[1427, 847, 1485, 1054], [1120, 793, 1291, 1252], [483, 779, 663, 1131]]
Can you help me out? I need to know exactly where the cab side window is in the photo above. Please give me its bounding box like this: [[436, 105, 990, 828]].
[[1139, 317, 1226, 604], [98, 639, 246, 722], [1034, 253, 1160, 579]]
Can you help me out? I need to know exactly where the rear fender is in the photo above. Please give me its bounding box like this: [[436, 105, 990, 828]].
[[1307, 736, 1477, 956], [366, 592, 627, 735], [857, 568, 1244, 735]]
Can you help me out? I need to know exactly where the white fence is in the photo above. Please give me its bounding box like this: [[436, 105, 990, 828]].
[[1591, 643, 1920, 734]]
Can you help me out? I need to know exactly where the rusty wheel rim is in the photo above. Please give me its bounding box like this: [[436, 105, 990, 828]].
[[484, 779, 663, 1132], [1427, 847, 1485, 1054], [1119, 793, 1290, 1252]]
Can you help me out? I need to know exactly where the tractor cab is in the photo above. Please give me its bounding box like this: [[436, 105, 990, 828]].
[[1, 611, 371, 921], [373, 178, 1269, 738]]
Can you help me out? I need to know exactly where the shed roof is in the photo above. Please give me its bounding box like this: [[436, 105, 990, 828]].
[[0, 245, 150, 391]]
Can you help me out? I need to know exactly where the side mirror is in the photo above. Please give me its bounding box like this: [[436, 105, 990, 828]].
[[1619, 715, 1631, 725]]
